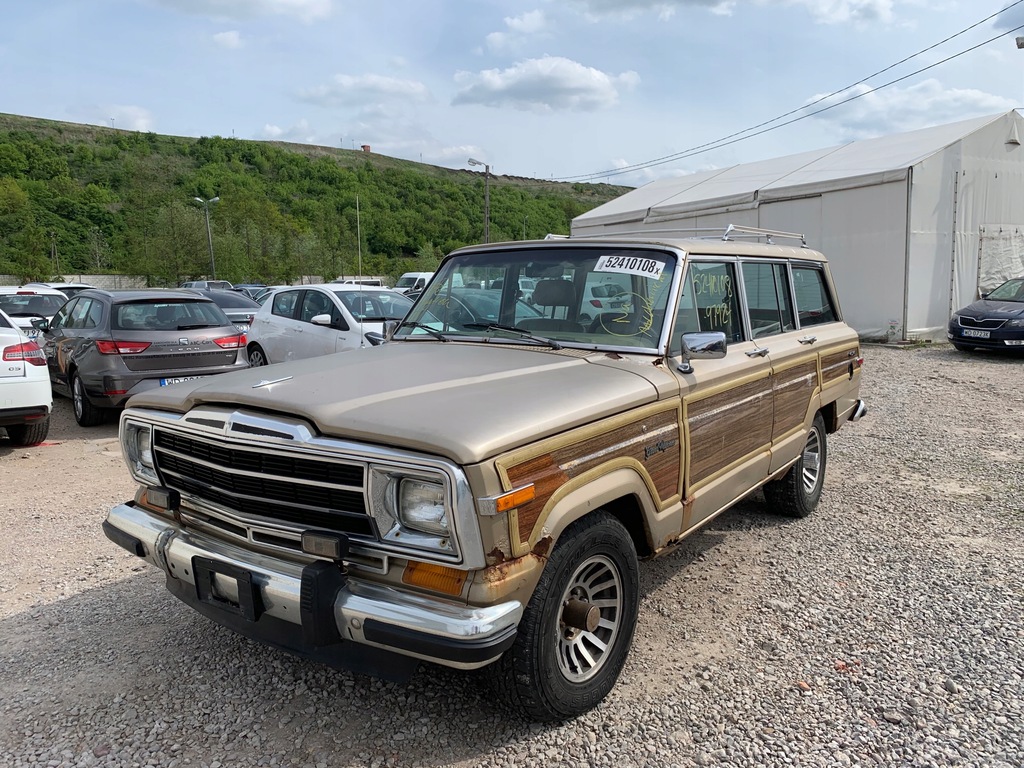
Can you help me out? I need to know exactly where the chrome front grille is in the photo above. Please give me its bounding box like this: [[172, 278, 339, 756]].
[[153, 428, 376, 539]]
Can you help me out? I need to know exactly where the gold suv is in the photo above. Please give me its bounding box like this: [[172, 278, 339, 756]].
[[103, 227, 865, 722]]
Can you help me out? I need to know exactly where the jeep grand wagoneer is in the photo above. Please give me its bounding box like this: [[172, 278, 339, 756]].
[[103, 227, 865, 721]]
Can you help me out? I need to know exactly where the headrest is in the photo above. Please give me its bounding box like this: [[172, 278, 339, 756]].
[[532, 279, 575, 307]]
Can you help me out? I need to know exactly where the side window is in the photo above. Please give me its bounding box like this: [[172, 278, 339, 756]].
[[670, 271, 700, 357], [50, 299, 76, 332], [689, 261, 743, 344], [84, 299, 103, 328], [272, 290, 300, 319], [741, 262, 795, 339], [300, 290, 331, 323], [67, 298, 92, 330], [792, 266, 838, 327]]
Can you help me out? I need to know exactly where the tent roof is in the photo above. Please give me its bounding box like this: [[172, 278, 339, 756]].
[[575, 112, 1011, 228]]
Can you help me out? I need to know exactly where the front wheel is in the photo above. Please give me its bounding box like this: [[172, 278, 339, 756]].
[[492, 511, 639, 721], [764, 412, 827, 518]]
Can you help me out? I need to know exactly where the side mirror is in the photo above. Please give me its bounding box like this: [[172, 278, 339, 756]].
[[677, 331, 727, 374], [383, 319, 401, 340], [30, 318, 49, 332], [311, 313, 332, 326]]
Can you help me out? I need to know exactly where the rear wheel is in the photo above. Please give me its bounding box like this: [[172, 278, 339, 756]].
[[72, 373, 105, 427], [764, 412, 827, 518], [5, 416, 50, 446], [247, 344, 269, 367], [492, 511, 639, 721]]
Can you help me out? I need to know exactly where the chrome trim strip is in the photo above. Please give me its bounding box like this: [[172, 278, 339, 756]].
[[106, 503, 520, 670]]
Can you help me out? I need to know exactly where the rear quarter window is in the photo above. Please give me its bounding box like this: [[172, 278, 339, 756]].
[[792, 266, 838, 327]]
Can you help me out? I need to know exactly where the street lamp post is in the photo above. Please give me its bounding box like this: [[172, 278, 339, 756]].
[[467, 158, 491, 243], [194, 196, 220, 279]]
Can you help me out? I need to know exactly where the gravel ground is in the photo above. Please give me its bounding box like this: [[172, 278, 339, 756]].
[[1, 344, 1022, 768]]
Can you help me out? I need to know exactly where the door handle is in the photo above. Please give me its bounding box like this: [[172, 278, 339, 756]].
[[745, 347, 769, 357], [798, 335, 817, 345]]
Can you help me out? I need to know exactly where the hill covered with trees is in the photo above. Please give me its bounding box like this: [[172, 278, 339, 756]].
[[0, 113, 631, 285]]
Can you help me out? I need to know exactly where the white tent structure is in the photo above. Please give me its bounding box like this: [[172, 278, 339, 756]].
[[572, 111, 1024, 341]]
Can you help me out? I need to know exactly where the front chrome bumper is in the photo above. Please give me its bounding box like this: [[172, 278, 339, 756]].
[[103, 502, 522, 675]]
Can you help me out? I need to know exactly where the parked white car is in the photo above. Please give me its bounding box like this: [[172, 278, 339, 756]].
[[21, 281, 96, 300], [0, 286, 69, 342], [0, 308, 51, 445], [393, 272, 433, 294], [246, 284, 414, 366]]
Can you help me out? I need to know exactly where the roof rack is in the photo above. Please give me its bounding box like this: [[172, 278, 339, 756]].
[[721, 224, 806, 246]]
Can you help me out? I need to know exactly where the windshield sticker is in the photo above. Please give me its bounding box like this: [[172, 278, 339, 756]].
[[595, 254, 665, 279]]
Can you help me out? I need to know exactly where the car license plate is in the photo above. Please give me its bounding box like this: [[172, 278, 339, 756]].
[[160, 375, 202, 386], [962, 329, 990, 339]]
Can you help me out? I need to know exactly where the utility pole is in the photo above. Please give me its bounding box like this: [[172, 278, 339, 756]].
[[194, 196, 220, 279]]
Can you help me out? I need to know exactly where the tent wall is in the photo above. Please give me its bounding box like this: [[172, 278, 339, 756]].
[[763, 183, 908, 340], [571, 112, 1024, 341], [955, 114, 1024, 304], [905, 139, 960, 340]]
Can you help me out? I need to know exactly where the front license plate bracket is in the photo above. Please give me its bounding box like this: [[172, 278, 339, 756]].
[[193, 556, 264, 622]]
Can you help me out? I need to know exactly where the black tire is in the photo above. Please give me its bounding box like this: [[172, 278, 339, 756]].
[[951, 342, 974, 353], [764, 412, 827, 518], [5, 416, 50, 446], [492, 511, 640, 721], [71, 372, 105, 427], [248, 344, 269, 367]]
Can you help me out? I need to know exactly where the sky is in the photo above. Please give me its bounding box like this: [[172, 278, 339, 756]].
[[4, 0, 1024, 187]]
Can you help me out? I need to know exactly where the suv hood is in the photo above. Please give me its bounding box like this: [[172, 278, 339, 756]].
[[126, 342, 671, 464]]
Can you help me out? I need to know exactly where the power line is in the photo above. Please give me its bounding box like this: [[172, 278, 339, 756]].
[[556, 1, 1024, 182]]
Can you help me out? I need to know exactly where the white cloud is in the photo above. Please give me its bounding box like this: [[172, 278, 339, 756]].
[[212, 30, 242, 48], [486, 10, 548, 52], [771, 0, 894, 25], [570, 0, 732, 21], [571, 0, 893, 23], [260, 118, 317, 143], [149, 0, 331, 23], [107, 105, 155, 132], [802, 79, 1014, 139], [297, 74, 431, 107], [452, 56, 640, 112]]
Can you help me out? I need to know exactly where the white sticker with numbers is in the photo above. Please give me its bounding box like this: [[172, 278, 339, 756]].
[[594, 254, 665, 279]]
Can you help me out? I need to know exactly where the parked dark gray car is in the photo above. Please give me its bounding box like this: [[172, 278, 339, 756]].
[[33, 289, 249, 426], [182, 288, 261, 332]]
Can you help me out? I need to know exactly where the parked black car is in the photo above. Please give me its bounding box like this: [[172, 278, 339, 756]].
[[947, 277, 1024, 352], [32, 289, 249, 426], [181, 288, 261, 332]]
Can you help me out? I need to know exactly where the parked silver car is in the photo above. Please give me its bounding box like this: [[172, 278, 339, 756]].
[[246, 284, 413, 366]]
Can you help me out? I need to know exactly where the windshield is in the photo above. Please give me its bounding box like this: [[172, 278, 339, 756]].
[[335, 290, 413, 321], [986, 278, 1024, 302], [395, 276, 419, 288], [395, 245, 678, 351]]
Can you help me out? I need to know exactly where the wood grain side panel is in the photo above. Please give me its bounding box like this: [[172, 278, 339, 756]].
[[686, 377, 772, 487], [821, 348, 856, 386], [504, 409, 681, 544], [772, 360, 818, 439]]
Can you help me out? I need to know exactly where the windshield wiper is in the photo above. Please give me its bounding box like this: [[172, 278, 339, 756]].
[[464, 323, 562, 350], [397, 320, 450, 341]]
